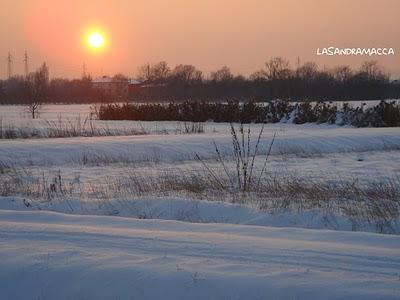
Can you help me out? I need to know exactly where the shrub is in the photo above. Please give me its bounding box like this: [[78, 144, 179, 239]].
[[195, 123, 276, 192], [95, 100, 400, 127], [96, 101, 266, 123]]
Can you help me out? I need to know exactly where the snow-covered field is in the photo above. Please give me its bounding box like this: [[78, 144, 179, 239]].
[[1, 126, 399, 164], [0, 104, 399, 299], [0, 104, 238, 136], [1, 102, 400, 137], [0, 102, 393, 124], [1, 209, 399, 300]]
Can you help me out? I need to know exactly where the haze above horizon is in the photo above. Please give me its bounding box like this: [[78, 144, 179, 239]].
[[1, 0, 399, 79]]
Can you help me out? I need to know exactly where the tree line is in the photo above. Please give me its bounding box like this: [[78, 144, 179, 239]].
[[0, 58, 399, 106], [133, 59, 399, 101]]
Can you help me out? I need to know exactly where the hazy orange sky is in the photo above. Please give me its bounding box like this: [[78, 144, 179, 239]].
[[1, 0, 399, 79]]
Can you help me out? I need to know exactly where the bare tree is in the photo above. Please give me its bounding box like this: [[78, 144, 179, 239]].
[[136, 63, 153, 82], [172, 64, 203, 84], [249, 70, 267, 81], [136, 62, 170, 84], [250, 57, 291, 81], [359, 61, 389, 81], [264, 57, 291, 80], [297, 62, 318, 80], [332, 65, 352, 83], [152, 61, 170, 83], [210, 66, 234, 82], [25, 63, 49, 119]]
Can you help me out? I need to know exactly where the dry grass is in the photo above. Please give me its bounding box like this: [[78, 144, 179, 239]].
[[1, 165, 399, 229], [0, 116, 205, 139], [195, 123, 276, 192], [0, 122, 398, 233], [0, 116, 147, 139]]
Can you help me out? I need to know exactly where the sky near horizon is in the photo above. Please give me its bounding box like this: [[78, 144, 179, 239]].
[[1, 0, 399, 79]]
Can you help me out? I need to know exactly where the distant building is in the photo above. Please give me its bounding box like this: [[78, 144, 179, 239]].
[[92, 76, 128, 100], [92, 76, 142, 101], [127, 79, 143, 99]]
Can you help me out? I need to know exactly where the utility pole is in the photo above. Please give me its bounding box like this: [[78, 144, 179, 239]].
[[7, 52, 12, 79], [23, 51, 29, 76], [82, 62, 87, 78], [296, 56, 301, 76]]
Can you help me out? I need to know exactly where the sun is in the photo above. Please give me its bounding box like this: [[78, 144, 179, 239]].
[[87, 32, 105, 48]]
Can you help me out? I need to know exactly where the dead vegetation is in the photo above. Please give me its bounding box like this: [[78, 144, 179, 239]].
[[0, 116, 204, 139], [0, 122, 399, 233], [1, 163, 399, 232]]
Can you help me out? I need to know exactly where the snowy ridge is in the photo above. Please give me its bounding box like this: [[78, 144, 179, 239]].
[[1, 126, 399, 166], [0, 209, 399, 300], [1, 196, 399, 234]]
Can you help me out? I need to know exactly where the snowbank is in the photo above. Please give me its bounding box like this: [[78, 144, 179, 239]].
[[1, 196, 399, 234], [1, 126, 399, 166], [0, 209, 399, 299]]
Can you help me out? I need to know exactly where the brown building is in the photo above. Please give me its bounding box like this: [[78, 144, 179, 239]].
[[92, 76, 142, 101]]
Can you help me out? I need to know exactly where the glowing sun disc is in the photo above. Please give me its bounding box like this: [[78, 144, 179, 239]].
[[88, 32, 104, 48]]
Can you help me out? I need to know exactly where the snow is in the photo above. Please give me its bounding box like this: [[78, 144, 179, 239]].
[[1, 126, 399, 167], [2, 102, 399, 125], [0, 209, 399, 300], [1, 196, 398, 234], [1, 103, 400, 298], [1, 106, 399, 234], [1, 102, 400, 138]]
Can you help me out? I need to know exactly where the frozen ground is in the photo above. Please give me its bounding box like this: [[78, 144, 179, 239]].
[[1, 126, 399, 166], [2, 102, 399, 123], [1, 209, 399, 300], [0, 104, 235, 135], [0, 104, 400, 299], [1, 112, 399, 233], [1, 195, 398, 233], [1, 102, 400, 137]]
